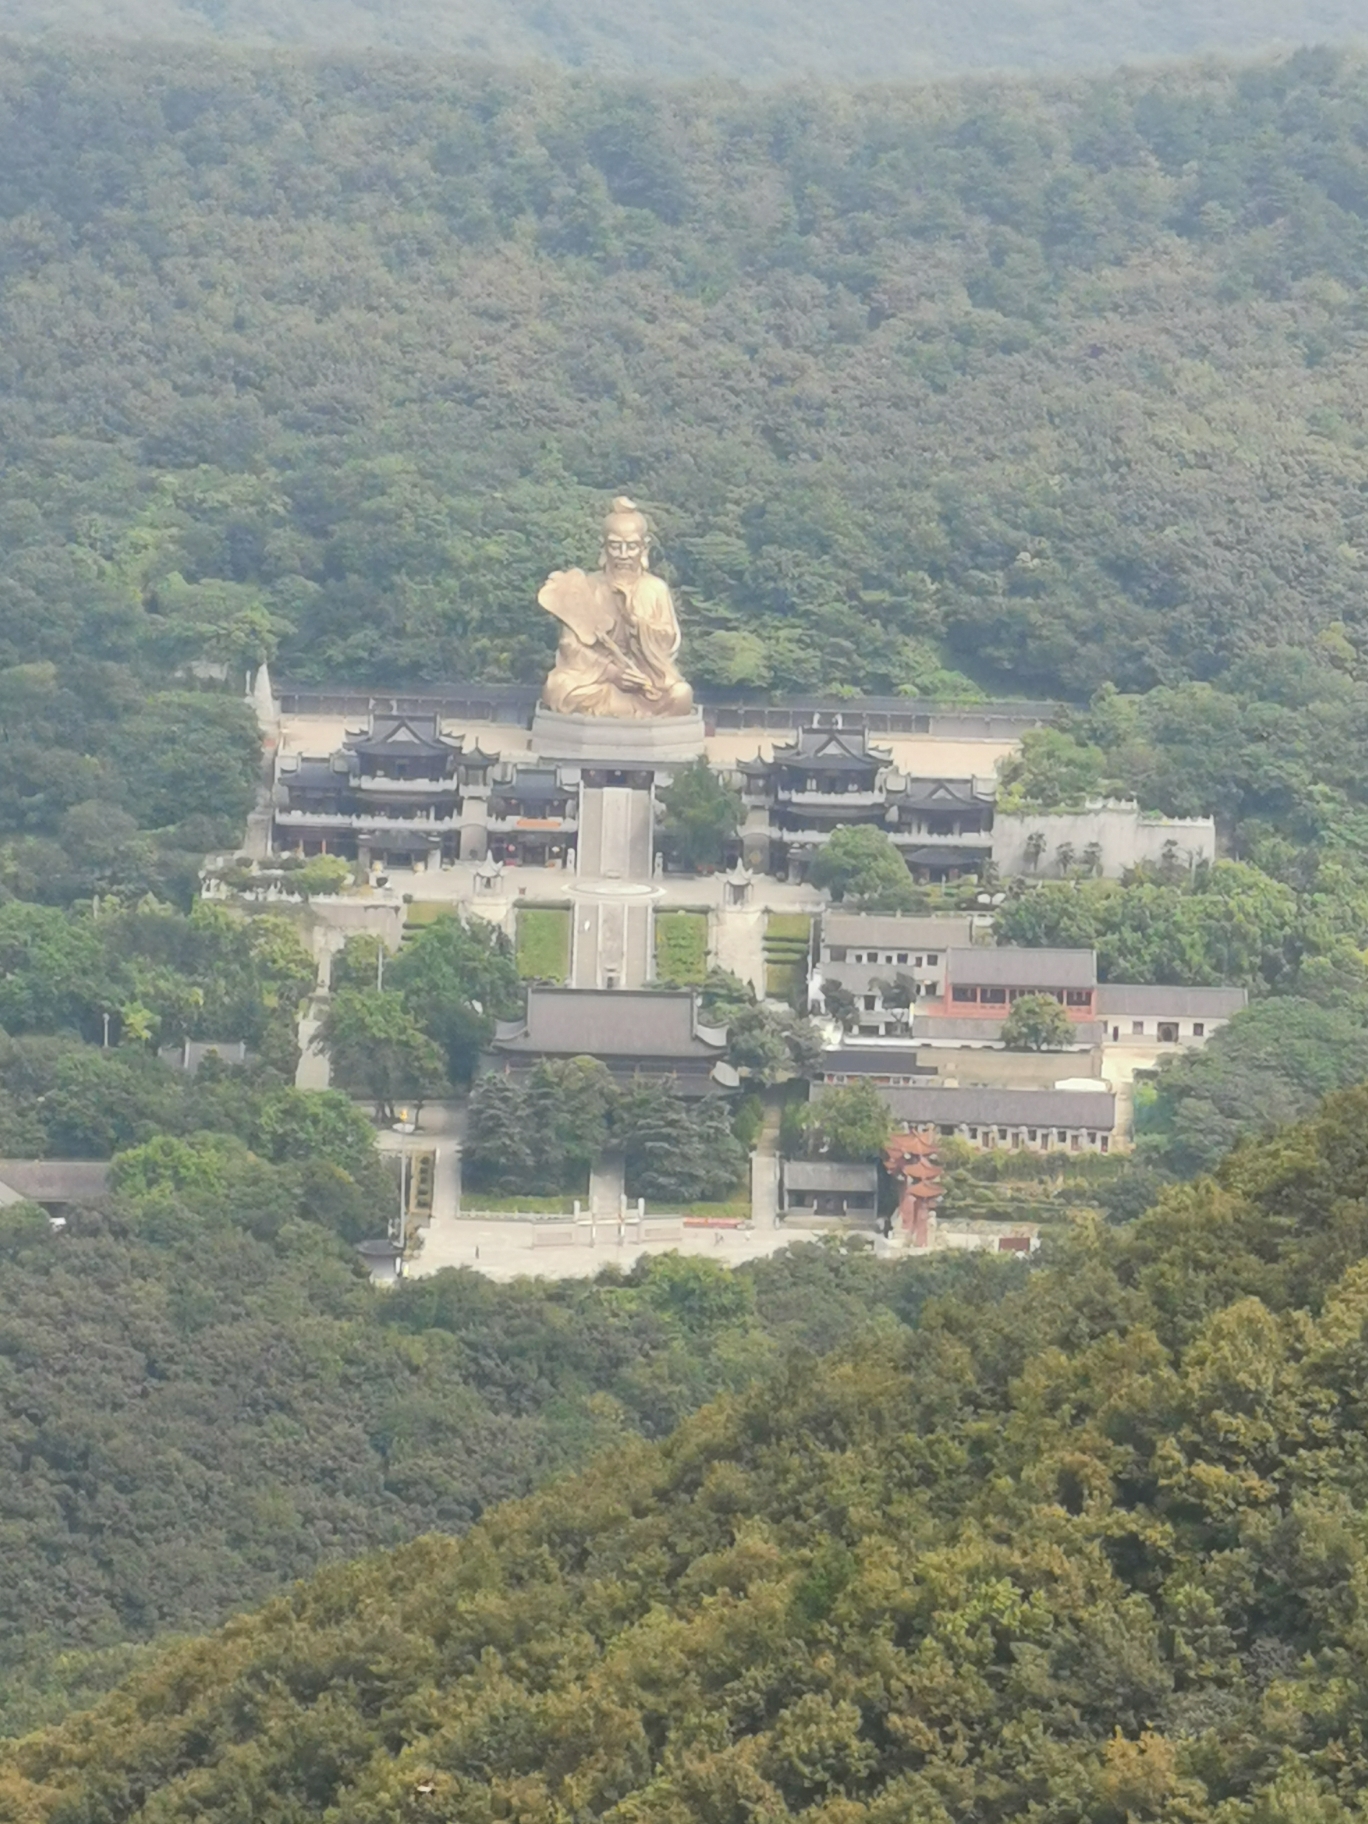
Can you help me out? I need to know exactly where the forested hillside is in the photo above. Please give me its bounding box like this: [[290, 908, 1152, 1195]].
[[0, 1179, 976, 1736], [7, 41, 1368, 709], [4, 0, 1366, 81], [9, 1087, 1368, 1820]]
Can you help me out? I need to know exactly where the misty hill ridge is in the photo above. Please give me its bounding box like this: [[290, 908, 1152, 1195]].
[[3, 0, 1367, 81]]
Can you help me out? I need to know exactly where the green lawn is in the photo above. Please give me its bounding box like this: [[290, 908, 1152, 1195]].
[[403, 902, 450, 926], [763, 913, 812, 1005], [655, 910, 709, 985], [516, 906, 572, 982]]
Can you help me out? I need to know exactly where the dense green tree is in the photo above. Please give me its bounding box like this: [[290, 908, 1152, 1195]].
[[810, 826, 919, 913], [997, 863, 1301, 990], [383, 912, 522, 1082], [17, 42, 1368, 737], [996, 726, 1112, 810], [618, 1085, 748, 1203], [727, 1002, 825, 1085], [464, 1063, 747, 1201], [658, 758, 742, 872], [1001, 990, 1074, 1049], [1139, 996, 1368, 1175], [799, 1080, 891, 1159], [314, 989, 448, 1122]]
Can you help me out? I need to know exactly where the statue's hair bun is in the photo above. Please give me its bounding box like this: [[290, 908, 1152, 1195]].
[[611, 495, 638, 513]]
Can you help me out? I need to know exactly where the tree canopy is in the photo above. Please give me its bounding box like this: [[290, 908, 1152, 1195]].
[[10, 43, 1368, 726], [810, 826, 920, 913], [1001, 989, 1074, 1049]]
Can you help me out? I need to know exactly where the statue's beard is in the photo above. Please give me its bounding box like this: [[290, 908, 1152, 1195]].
[[605, 556, 643, 587]]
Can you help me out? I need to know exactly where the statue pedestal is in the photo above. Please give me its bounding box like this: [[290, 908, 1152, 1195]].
[[530, 706, 706, 764]]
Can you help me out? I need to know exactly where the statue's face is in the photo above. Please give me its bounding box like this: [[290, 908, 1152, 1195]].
[[603, 515, 648, 577]]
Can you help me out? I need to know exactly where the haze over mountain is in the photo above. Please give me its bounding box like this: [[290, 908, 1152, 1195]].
[[2, 0, 1366, 81]]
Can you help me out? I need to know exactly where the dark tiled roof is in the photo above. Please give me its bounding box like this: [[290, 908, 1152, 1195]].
[[345, 713, 460, 757], [503, 768, 566, 804], [948, 946, 1097, 988], [770, 728, 891, 769], [781, 1161, 879, 1192], [903, 844, 991, 867], [823, 913, 973, 951], [881, 1086, 1116, 1130], [820, 1046, 931, 1077], [889, 779, 993, 810], [0, 1161, 112, 1205], [1096, 984, 1248, 1017], [493, 989, 726, 1059]]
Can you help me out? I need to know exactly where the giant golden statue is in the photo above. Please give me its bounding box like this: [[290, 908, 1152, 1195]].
[[539, 497, 694, 719]]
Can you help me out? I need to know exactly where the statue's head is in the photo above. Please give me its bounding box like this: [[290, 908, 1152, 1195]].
[[601, 496, 650, 580]]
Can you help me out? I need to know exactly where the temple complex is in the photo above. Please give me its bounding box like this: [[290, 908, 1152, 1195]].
[[238, 496, 1238, 1202]]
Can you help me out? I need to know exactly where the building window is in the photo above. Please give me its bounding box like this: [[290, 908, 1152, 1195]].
[[1100, 1134, 1109, 1153], [1070, 1133, 1081, 1151], [1065, 989, 1092, 1007], [1057, 1129, 1068, 1142], [1027, 1128, 1038, 1143], [1193, 1022, 1205, 1038], [1011, 1131, 1021, 1148], [939, 1125, 955, 1137], [828, 947, 847, 962], [897, 952, 908, 964], [863, 995, 877, 1011], [968, 1127, 978, 1140], [997, 1127, 1008, 1140], [953, 986, 978, 1002], [1158, 1022, 1179, 1043], [981, 986, 1007, 1005], [926, 954, 939, 965], [1132, 1020, 1145, 1036]]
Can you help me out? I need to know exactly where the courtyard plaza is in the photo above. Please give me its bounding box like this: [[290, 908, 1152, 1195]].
[[273, 711, 1022, 788], [373, 1098, 821, 1284]]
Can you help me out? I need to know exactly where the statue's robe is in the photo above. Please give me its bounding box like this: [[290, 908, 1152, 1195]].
[[542, 570, 693, 719]]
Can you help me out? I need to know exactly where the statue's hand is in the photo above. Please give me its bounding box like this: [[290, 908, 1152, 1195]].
[[615, 661, 654, 694]]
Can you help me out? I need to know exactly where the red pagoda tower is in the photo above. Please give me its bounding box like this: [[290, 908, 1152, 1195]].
[[883, 1130, 946, 1248]]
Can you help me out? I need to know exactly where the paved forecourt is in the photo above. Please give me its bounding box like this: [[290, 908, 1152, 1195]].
[[409, 1213, 819, 1283]]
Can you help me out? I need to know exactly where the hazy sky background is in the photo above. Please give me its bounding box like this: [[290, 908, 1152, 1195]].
[[2, 0, 1366, 79]]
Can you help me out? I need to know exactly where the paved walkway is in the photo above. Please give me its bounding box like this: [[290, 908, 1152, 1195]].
[[409, 1214, 815, 1283], [749, 1097, 782, 1230], [295, 998, 330, 1089]]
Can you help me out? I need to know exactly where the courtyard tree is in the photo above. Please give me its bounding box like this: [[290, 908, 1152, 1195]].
[[1001, 992, 1073, 1051], [385, 912, 523, 1082], [727, 1003, 824, 1084], [810, 825, 918, 913], [658, 758, 742, 872], [315, 989, 447, 1123], [799, 1080, 891, 1161]]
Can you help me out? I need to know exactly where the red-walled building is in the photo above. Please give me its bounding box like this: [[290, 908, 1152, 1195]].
[[925, 946, 1098, 1025]]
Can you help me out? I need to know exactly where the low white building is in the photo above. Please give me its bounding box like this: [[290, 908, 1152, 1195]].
[[1096, 984, 1246, 1046], [810, 913, 978, 1031], [992, 801, 1216, 881]]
